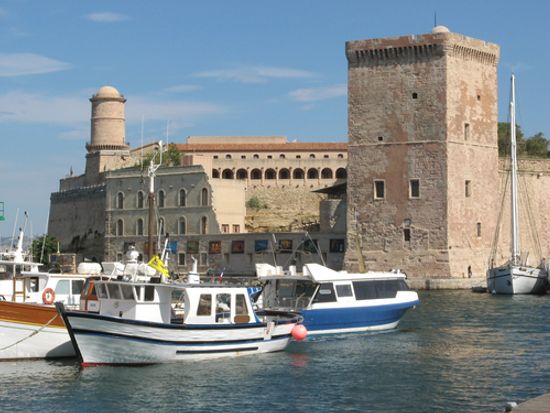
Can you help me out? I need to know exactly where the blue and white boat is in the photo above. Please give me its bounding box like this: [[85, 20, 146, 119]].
[[256, 263, 419, 335]]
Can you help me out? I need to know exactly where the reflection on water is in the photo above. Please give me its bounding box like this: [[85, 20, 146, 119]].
[[0, 291, 549, 412]]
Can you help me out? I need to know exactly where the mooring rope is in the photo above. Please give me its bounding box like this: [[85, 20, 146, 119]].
[[0, 312, 60, 353]]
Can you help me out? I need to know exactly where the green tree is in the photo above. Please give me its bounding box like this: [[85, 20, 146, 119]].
[[498, 122, 525, 157], [246, 196, 268, 209], [136, 143, 182, 168], [525, 132, 548, 158], [31, 235, 59, 265]]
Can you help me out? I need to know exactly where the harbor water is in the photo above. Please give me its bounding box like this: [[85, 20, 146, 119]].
[[1, 290, 549, 412]]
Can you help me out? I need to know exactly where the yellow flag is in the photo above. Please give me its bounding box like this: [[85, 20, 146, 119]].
[[148, 255, 169, 277]]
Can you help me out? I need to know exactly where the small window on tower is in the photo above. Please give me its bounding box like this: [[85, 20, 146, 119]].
[[374, 180, 385, 200], [409, 179, 420, 198], [404, 228, 411, 242], [465, 180, 472, 198], [378, 136, 384, 142], [412, 92, 418, 99], [464, 123, 470, 141], [477, 222, 481, 237]]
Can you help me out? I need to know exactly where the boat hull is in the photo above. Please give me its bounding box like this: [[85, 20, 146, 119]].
[[302, 296, 420, 335], [487, 265, 548, 295], [0, 301, 74, 360], [59, 309, 296, 365]]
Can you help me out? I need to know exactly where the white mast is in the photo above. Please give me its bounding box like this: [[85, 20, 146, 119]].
[[510, 74, 520, 265]]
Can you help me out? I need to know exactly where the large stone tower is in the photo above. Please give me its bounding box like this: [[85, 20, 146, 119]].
[[344, 26, 500, 278], [84, 85, 130, 185]]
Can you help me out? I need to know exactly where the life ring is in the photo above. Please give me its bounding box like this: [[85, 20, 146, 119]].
[[42, 288, 55, 305]]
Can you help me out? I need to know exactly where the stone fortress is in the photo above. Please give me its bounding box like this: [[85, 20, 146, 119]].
[[49, 26, 550, 282], [344, 25, 550, 282]]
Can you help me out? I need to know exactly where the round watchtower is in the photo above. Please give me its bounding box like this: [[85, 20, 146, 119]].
[[87, 85, 128, 152]]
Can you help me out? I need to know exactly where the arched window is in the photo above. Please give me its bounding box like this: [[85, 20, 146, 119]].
[[321, 168, 333, 179], [158, 190, 165, 208], [253, 154, 260, 159], [179, 189, 187, 207], [265, 168, 276, 180], [116, 192, 124, 209], [251, 169, 262, 180], [307, 168, 319, 179], [212, 169, 220, 178], [336, 168, 347, 179], [225, 154, 232, 159], [236, 169, 248, 180], [136, 218, 144, 236], [337, 153, 344, 159], [200, 216, 208, 234], [137, 191, 145, 209], [222, 169, 234, 179], [158, 217, 165, 235], [201, 188, 209, 206], [293, 168, 305, 179], [309, 154, 316, 159], [279, 154, 286, 159], [179, 217, 186, 235], [279, 168, 290, 179], [116, 219, 124, 236]]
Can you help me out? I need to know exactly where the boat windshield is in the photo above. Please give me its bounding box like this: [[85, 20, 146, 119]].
[[263, 279, 317, 310]]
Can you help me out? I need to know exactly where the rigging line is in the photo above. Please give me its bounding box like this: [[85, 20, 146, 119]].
[[0, 312, 60, 352], [520, 174, 543, 261], [489, 168, 509, 266]]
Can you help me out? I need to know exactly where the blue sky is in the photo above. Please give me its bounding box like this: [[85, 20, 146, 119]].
[[1, 0, 549, 240]]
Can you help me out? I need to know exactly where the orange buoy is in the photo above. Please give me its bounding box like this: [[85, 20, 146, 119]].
[[42, 288, 55, 305], [291, 324, 308, 341]]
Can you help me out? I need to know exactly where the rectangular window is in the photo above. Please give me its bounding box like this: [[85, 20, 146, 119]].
[[178, 253, 186, 266], [71, 280, 84, 295], [222, 224, 230, 233], [404, 228, 411, 242], [209, 241, 221, 254], [232, 224, 240, 233], [464, 123, 470, 140], [313, 283, 337, 303], [215, 293, 231, 322], [465, 180, 472, 198], [336, 284, 353, 297], [107, 284, 122, 300], [329, 239, 345, 253], [144, 286, 155, 301], [231, 240, 245, 254], [121, 285, 134, 300], [199, 253, 208, 266], [409, 179, 420, 198], [197, 294, 212, 316], [374, 180, 385, 199], [55, 280, 70, 295], [477, 222, 482, 237]]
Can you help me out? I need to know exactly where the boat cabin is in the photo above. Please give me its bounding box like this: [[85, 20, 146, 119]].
[[91, 281, 259, 326], [259, 263, 411, 311]]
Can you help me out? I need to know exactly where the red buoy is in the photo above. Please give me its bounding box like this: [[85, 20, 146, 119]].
[[291, 324, 308, 341]]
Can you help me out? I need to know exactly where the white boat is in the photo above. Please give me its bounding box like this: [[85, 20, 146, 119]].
[[487, 74, 549, 295], [256, 262, 419, 335], [0, 262, 102, 360], [57, 280, 303, 366]]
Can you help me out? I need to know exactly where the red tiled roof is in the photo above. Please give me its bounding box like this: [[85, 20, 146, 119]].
[[175, 142, 348, 152]]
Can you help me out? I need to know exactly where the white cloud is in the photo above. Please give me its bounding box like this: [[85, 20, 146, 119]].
[[0, 90, 225, 126], [0, 53, 72, 77], [194, 65, 314, 84], [86, 12, 130, 23], [163, 84, 202, 94], [289, 84, 347, 102]]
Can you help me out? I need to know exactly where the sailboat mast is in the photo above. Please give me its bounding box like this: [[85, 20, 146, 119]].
[[510, 74, 520, 265]]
